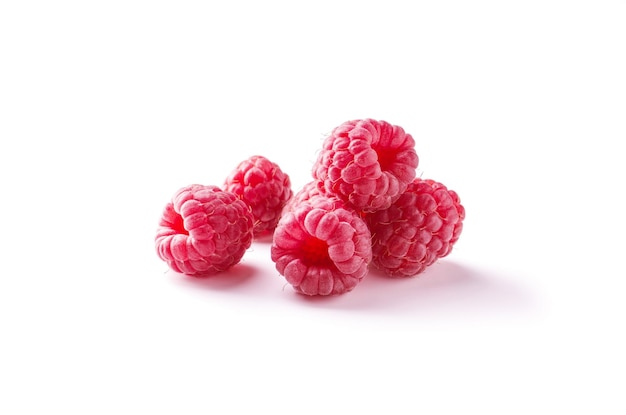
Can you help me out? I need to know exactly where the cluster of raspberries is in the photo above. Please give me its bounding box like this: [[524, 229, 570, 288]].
[[155, 156, 293, 275], [155, 118, 465, 296]]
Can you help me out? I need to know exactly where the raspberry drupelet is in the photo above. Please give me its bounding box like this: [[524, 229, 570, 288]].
[[365, 178, 465, 277], [271, 195, 372, 295], [312, 119, 419, 213], [155, 184, 254, 276]]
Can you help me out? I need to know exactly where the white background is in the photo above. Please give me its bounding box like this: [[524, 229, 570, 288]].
[[1, 1, 625, 413]]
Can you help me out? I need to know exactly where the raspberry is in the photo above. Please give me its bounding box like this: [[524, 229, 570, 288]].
[[271, 195, 372, 295], [365, 178, 465, 277], [224, 155, 293, 235], [155, 184, 254, 276], [312, 119, 419, 213]]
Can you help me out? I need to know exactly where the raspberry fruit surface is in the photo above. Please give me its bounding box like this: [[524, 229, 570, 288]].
[[365, 178, 465, 277], [271, 195, 372, 295], [155, 184, 254, 276], [224, 155, 293, 236], [282, 180, 324, 213], [312, 119, 419, 213]]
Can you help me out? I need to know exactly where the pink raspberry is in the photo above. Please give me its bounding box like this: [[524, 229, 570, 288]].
[[365, 178, 465, 277], [224, 155, 293, 236], [312, 119, 419, 213], [271, 195, 372, 296], [155, 184, 254, 276]]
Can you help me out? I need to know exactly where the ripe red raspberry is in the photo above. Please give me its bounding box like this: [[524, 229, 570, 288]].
[[224, 155, 293, 236], [365, 178, 465, 277], [271, 195, 372, 296], [155, 184, 254, 276], [312, 119, 419, 213]]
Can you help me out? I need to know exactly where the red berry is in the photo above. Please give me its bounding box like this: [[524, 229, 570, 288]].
[[271, 195, 372, 295], [365, 178, 465, 277], [312, 119, 419, 213], [224, 155, 293, 236], [155, 184, 254, 276]]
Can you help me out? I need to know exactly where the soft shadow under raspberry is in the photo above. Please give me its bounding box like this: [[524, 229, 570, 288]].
[[288, 261, 537, 315], [170, 263, 258, 290]]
